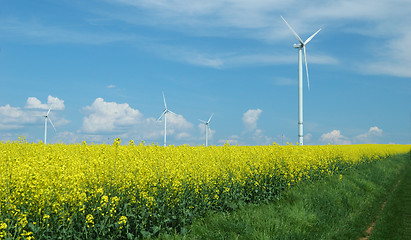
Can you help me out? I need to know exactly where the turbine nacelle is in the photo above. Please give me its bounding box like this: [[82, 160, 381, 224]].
[[282, 15, 321, 91], [281, 16, 321, 146], [42, 107, 56, 144], [293, 43, 303, 48], [199, 113, 214, 126], [199, 113, 214, 147], [158, 91, 177, 146]]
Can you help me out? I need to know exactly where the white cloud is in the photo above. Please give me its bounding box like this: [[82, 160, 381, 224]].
[[47, 96, 65, 110], [2, 0, 408, 76], [81, 98, 193, 143], [304, 133, 312, 142], [176, 132, 191, 140], [82, 98, 144, 133], [218, 134, 240, 145], [252, 128, 272, 145], [144, 42, 338, 69], [198, 122, 216, 141], [242, 109, 262, 132], [0, 96, 67, 132], [144, 43, 225, 68], [239, 108, 272, 145], [0, 104, 39, 130], [225, 53, 338, 67], [355, 126, 383, 143], [55, 131, 82, 144], [320, 126, 384, 145], [0, 105, 26, 130], [320, 130, 351, 145], [56, 131, 128, 144], [369, 126, 383, 135], [106, 0, 409, 76], [179, 51, 224, 68], [0, 104, 24, 120], [111, 0, 281, 29], [166, 113, 193, 134], [363, 32, 411, 78], [25, 97, 45, 109], [25, 95, 65, 110]]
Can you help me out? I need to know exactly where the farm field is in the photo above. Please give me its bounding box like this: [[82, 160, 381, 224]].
[[0, 139, 409, 239], [368, 153, 411, 240], [159, 151, 410, 239]]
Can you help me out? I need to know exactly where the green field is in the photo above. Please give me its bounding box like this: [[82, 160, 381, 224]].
[[369, 152, 411, 240], [157, 152, 410, 240]]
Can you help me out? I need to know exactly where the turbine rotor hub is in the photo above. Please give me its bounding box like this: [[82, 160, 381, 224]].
[[293, 43, 303, 48]]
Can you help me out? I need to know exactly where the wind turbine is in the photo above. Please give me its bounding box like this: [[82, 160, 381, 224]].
[[43, 107, 56, 144], [158, 92, 175, 146], [281, 16, 321, 146], [199, 113, 214, 147]]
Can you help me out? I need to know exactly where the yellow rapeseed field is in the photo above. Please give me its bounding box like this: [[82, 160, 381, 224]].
[[0, 138, 409, 239]]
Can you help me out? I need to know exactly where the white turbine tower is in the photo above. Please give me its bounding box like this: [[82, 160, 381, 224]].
[[158, 92, 176, 146], [281, 16, 321, 146], [43, 107, 56, 144], [199, 113, 214, 147]]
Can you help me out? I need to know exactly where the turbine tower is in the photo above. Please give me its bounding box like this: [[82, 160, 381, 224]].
[[158, 92, 175, 146], [199, 113, 214, 147], [43, 107, 56, 144], [281, 16, 321, 145]]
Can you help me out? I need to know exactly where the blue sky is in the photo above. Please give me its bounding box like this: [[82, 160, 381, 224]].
[[0, 0, 410, 145]]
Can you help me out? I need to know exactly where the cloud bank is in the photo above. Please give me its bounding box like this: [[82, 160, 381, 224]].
[[0, 96, 67, 131], [320, 130, 351, 145], [25, 95, 65, 110], [320, 126, 384, 145], [81, 98, 193, 143], [104, 0, 411, 76]]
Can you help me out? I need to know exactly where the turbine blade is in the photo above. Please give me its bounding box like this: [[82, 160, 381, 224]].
[[281, 16, 304, 44], [48, 118, 56, 132], [46, 108, 51, 116], [207, 113, 214, 124], [158, 110, 166, 121], [162, 91, 167, 109], [304, 28, 322, 45], [199, 119, 207, 124], [168, 110, 176, 115], [303, 46, 310, 91]]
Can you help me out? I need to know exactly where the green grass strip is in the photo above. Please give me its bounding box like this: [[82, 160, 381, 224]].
[[369, 153, 411, 240], [157, 153, 410, 240]]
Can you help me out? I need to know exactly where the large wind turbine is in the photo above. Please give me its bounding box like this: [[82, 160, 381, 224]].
[[158, 92, 175, 146], [281, 16, 321, 146], [43, 107, 56, 144], [199, 113, 214, 147]]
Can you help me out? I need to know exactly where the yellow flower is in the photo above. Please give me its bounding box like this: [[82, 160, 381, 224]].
[[86, 214, 94, 227], [118, 215, 127, 229], [96, 188, 104, 195], [101, 195, 109, 204], [0, 222, 7, 230], [43, 214, 50, 221], [21, 230, 34, 239], [0, 140, 409, 236]]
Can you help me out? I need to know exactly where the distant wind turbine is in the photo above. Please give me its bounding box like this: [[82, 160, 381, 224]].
[[43, 107, 56, 144], [158, 92, 176, 146], [199, 113, 214, 147], [281, 16, 321, 146]]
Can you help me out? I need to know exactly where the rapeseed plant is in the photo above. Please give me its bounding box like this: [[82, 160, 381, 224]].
[[0, 140, 409, 238]]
